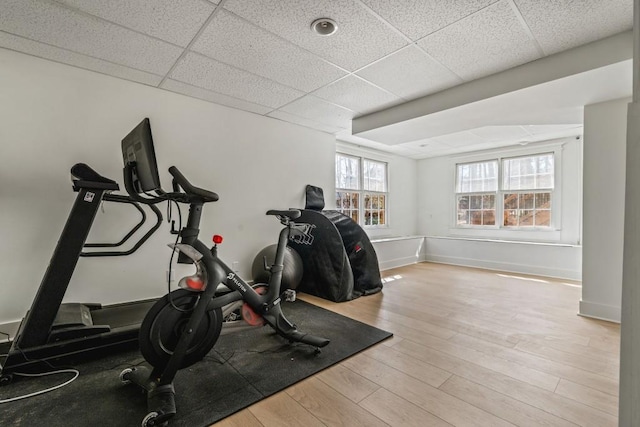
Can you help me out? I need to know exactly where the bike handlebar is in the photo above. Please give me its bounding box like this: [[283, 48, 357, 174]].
[[168, 166, 219, 203], [123, 163, 218, 206]]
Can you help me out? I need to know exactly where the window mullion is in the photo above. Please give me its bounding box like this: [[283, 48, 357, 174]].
[[359, 157, 363, 226], [497, 156, 503, 229]]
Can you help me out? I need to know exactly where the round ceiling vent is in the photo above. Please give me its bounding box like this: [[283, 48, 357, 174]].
[[311, 18, 338, 36]]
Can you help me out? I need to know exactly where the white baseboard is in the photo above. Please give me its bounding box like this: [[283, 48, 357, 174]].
[[426, 254, 582, 281], [579, 300, 621, 323], [378, 255, 426, 271]]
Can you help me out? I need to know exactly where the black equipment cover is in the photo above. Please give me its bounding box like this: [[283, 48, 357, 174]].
[[288, 209, 382, 302]]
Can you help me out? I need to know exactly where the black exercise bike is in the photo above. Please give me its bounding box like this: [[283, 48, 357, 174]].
[[118, 119, 329, 426]]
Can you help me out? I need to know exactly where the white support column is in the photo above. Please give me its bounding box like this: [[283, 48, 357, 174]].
[[619, 1, 640, 425]]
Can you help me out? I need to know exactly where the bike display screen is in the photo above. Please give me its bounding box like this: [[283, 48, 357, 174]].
[[121, 118, 161, 193]]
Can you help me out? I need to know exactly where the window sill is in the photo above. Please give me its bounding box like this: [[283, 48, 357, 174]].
[[448, 226, 565, 243], [429, 235, 580, 248], [364, 225, 389, 230], [370, 235, 425, 243]]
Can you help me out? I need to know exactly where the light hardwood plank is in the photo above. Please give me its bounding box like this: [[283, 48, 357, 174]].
[[555, 379, 619, 416], [211, 408, 263, 427], [315, 363, 381, 403], [392, 339, 617, 427], [588, 335, 620, 353], [510, 334, 620, 365], [439, 375, 579, 427], [342, 353, 516, 427], [359, 388, 453, 427], [389, 327, 561, 391], [448, 332, 619, 397], [364, 343, 452, 388], [242, 263, 621, 427], [248, 392, 324, 427], [373, 294, 592, 347], [514, 340, 619, 379], [286, 377, 390, 427]]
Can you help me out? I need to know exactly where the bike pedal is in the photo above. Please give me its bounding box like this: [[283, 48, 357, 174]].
[[284, 289, 296, 302]]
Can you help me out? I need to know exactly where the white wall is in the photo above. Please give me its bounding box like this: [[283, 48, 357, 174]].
[[371, 237, 426, 271], [619, 99, 640, 427], [0, 49, 336, 325], [425, 238, 581, 280], [417, 137, 583, 280], [581, 97, 630, 322]]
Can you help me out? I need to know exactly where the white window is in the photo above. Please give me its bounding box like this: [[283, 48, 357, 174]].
[[502, 153, 554, 227], [456, 160, 498, 226], [336, 153, 388, 227], [455, 153, 555, 229]]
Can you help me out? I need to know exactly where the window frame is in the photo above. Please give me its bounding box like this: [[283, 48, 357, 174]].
[[451, 143, 563, 238], [336, 152, 389, 229]]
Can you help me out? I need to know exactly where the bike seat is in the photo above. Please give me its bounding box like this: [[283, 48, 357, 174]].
[[71, 163, 119, 191], [266, 209, 301, 220]]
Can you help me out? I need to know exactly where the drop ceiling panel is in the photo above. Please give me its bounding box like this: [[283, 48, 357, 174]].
[[0, 32, 163, 86], [192, 10, 347, 92], [524, 124, 582, 136], [267, 110, 342, 134], [0, 0, 632, 157], [169, 52, 304, 109], [514, 0, 633, 55], [313, 75, 401, 115], [432, 131, 487, 147], [223, 0, 408, 71], [403, 139, 450, 151], [277, 95, 354, 129], [55, 0, 216, 47], [417, 0, 541, 81], [161, 79, 273, 115], [469, 125, 530, 141], [0, 0, 183, 75], [360, 0, 498, 41], [392, 138, 453, 158], [356, 45, 461, 99]]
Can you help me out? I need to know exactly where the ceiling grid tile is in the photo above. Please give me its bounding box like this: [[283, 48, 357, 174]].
[[0, 0, 184, 75], [191, 9, 347, 92], [0, 0, 629, 156], [358, 0, 499, 41], [276, 95, 355, 128], [313, 75, 402, 114], [267, 110, 344, 133], [417, 0, 542, 81], [356, 45, 462, 99], [514, 0, 633, 55], [53, 0, 216, 47], [223, 0, 408, 71], [0, 30, 163, 86], [161, 79, 274, 115], [169, 52, 304, 109]]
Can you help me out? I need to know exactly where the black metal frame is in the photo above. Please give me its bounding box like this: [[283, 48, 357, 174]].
[[0, 165, 162, 378], [120, 162, 329, 426]]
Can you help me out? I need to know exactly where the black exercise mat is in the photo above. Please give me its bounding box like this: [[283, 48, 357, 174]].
[[1, 299, 392, 426]]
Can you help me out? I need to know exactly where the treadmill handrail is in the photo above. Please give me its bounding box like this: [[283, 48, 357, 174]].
[[80, 196, 162, 257]]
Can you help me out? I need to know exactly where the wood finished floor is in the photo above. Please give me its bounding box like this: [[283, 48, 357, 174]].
[[213, 262, 620, 427]]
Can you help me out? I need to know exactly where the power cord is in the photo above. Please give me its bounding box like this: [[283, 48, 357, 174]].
[[0, 369, 79, 404], [0, 338, 80, 404]]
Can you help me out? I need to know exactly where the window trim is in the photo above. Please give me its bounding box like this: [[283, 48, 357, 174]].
[[450, 142, 563, 238], [336, 152, 389, 229]]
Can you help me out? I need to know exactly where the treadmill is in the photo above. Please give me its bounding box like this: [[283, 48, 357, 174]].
[[0, 163, 162, 380]]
